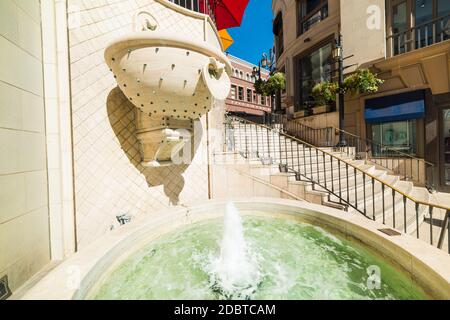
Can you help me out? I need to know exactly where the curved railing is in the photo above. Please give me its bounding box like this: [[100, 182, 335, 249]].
[[226, 115, 449, 253], [167, 0, 215, 22]]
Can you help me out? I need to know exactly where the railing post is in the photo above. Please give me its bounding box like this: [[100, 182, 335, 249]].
[[437, 210, 450, 251]]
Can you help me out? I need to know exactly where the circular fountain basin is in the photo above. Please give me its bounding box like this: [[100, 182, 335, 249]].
[[20, 198, 450, 300]]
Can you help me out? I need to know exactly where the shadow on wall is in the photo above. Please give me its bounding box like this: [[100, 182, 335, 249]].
[[106, 87, 202, 205]]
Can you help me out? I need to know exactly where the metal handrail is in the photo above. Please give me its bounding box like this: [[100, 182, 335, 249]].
[[277, 116, 435, 188], [387, 13, 450, 39], [387, 13, 450, 56], [226, 115, 449, 253]]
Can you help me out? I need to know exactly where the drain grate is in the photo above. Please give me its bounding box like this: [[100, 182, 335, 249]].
[[378, 228, 401, 236], [0, 275, 11, 300]]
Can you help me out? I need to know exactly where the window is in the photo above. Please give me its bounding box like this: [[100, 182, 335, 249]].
[[392, 1, 408, 54], [240, 71, 244, 79], [390, 0, 450, 55], [246, 89, 252, 102], [238, 86, 244, 100], [260, 96, 265, 106], [253, 91, 257, 103], [294, 42, 332, 111], [371, 120, 417, 156], [297, 0, 328, 36], [230, 85, 237, 99], [273, 12, 284, 58]]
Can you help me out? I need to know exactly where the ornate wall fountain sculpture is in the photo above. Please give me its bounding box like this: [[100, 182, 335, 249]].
[[105, 0, 231, 166]]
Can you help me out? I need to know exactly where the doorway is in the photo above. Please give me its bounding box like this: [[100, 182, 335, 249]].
[[442, 109, 450, 187]]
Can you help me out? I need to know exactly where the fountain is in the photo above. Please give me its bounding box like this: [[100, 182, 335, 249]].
[[208, 202, 260, 299], [104, 0, 231, 167], [22, 200, 448, 300]]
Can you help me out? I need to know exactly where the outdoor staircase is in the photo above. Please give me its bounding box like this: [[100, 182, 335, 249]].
[[221, 116, 449, 253]]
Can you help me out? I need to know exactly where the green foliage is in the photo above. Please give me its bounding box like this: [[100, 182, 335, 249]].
[[343, 69, 384, 95], [312, 69, 383, 105], [312, 81, 339, 106], [254, 72, 286, 97]]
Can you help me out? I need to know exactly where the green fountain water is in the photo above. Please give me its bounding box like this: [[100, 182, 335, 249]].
[[92, 204, 427, 300]]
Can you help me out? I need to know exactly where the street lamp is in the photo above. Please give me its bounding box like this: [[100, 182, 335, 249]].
[[333, 33, 346, 147], [261, 53, 268, 68]]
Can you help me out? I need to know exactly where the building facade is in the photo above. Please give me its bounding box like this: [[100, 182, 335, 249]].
[[273, 0, 450, 191], [225, 55, 272, 122]]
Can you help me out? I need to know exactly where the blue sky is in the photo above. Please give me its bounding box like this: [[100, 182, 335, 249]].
[[226, 0, 274, 66]]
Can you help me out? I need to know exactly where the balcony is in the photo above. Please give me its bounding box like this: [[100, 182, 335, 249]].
[[168, 0, 215, 22], [387, 13, 450, 57]]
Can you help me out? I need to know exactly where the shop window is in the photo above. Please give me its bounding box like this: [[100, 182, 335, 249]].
[[371, 120, 417, 156], [294, 42, 332, 112]]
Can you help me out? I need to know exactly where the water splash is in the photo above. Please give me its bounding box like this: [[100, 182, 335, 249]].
[[208, 202, 261, 299]]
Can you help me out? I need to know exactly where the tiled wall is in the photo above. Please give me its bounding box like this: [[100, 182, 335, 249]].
[[0, 0, 50, 292], [67, 0, 212, 248]]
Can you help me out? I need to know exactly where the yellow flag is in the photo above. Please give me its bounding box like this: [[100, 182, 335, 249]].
[[219, 29, 234, 51]]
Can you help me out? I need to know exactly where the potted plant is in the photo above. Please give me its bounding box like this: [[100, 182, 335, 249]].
[[342, 69, 384, 95], [255, 72, 286, 97], [312, 81, 339, 112]]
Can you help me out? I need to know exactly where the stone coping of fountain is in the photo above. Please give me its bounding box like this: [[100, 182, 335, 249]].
[[19, 198, 450, 300]]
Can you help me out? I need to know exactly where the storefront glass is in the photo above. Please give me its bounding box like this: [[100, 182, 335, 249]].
[[295, 42, 332, 111], [371, 120, 417, 156]]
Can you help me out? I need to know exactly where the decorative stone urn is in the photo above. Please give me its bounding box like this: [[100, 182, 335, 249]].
[[105, 0, 231, 166]]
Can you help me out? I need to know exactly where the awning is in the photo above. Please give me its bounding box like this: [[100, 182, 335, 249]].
[[218, 29, 234, 51], [365, 90, 426, 124]]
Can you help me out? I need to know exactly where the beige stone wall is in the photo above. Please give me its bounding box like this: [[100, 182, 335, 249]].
[[0, 0, 51, 292], [67, 0, 213, 248], [341, 0, 386, 73]]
